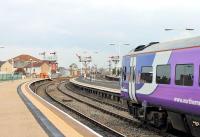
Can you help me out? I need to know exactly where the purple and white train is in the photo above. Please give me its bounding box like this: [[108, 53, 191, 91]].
[[121, 36, 200, 136]]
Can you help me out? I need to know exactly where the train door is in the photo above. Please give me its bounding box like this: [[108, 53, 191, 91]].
[[121, 55, 130, 99], [129, 56, 137, 102]]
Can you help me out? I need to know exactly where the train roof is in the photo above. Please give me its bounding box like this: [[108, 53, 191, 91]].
[[129, 36, 200, 55]]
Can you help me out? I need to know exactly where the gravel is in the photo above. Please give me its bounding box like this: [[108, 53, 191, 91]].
[[58, 82, 132, 119], [47, 84, 162, 137]]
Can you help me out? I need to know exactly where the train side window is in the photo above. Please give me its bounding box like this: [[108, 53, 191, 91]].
[[132, 67, 135, 81], [175, 64, 193, 86], [140, 66, 153, 83], [156, 65, 170, 84], [123, 67, 127, 81]]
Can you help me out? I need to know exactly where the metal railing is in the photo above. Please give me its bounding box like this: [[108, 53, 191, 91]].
[[0, 74, 22, 81]]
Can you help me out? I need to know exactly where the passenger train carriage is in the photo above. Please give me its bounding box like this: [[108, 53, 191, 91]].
[[121, 36, 200, 137]]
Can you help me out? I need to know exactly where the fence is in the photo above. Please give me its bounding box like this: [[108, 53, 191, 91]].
[[0, 74, 22, 81]]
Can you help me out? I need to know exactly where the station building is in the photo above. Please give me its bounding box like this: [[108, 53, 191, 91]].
[[9, 54, 58, 78], [69, 63, 80, 77]]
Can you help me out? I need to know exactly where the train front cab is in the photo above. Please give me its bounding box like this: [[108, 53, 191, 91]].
[[121, 55, 139, 114], [121, 55, 130, 100], [121, 55, 137, 100]]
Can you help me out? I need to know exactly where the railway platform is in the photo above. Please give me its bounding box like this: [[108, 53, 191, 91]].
[[105, 75, 120, 81], [71, 77, 120, 93], [69, 77, 122, 104], [0, 79, 47, 137], [0, 79, 101, 137]]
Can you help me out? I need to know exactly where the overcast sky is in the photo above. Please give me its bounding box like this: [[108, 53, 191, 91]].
[[0, 0, 200, 68]]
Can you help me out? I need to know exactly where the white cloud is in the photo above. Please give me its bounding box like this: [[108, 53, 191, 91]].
[[0, 0, 200, 68]]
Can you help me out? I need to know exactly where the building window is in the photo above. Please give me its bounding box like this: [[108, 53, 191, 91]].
[[140, 66, 153, 83], [175, 64, 193, 86], [156, 65, 170, 84]]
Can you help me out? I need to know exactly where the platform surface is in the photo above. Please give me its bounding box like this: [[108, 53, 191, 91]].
[[0, 79, 48, 137], [76, 77, 120, 89], [22, 80, 90, 137]]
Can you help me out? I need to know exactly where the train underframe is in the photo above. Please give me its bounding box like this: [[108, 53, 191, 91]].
[[127, 100, 200, 137]]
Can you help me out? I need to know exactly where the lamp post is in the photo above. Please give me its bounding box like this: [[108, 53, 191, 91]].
[[109, 43, 130, 76], [108, 59, 112, 75], [109, 44, 130, 59], [92, 51, 99, 80], [29, 59, 33, 78], [109, 56, 119, 76], [164, 28, 195, 31], [76, 53, 92, 79]]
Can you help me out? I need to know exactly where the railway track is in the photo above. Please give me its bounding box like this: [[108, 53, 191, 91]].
[[57, 82, 133, 122], [32, 80, 126, 137], [46, 83, 126, 137], [45, 82, 167, 137], [63, 82, 128, 111], [32, 80, 179, 137], [57, 81, 183, 137]]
